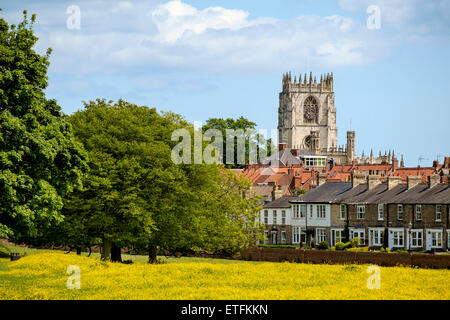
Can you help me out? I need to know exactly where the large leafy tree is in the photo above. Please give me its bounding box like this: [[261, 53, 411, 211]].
[[203, 117, 274, 168], [0, 10, 87, 240], [65, 100, 263, 262]]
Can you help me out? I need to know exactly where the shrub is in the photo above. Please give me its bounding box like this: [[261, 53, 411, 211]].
[[346, 247, 369, 252], [335, 242, 346, 251], [318, 241, 329, 250], [350, 238, 362, 248]]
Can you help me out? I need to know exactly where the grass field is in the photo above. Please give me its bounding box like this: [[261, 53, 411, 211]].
[[0, 245, 449, 300]]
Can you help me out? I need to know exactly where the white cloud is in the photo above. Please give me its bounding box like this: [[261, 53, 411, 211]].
[[151, 0, 276, 43], [3, 0, 444, 77]]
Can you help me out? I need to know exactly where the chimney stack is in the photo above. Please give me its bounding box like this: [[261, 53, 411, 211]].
[[367, 175, 382, 190], [407, 176, 422, 190], [387, 176, 402, 190], [428, 174, 440, 188], [272, 185, 284, 200], [279, 143, 288, 152], [318, 173, 328, 186], [351, 172, 365, 187]]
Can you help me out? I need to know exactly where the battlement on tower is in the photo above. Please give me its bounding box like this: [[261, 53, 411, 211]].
[[282, 71, 333, 93]]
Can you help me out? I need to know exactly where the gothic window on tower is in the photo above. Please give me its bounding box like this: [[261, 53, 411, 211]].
[[304, 135, 312, 150], [303, 96, 318, 123]]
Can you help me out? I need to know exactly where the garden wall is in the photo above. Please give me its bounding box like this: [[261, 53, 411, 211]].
[[239, 247, 450, 269]]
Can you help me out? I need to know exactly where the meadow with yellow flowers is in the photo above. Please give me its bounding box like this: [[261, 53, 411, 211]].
[[0, 252, 449, 300]]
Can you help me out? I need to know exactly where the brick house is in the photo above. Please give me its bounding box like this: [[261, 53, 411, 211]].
[[259, 173, 450, 252]]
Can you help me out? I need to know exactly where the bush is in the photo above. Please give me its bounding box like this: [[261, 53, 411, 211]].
[[350, 238, 362, 248], [318, 241, 329, 250], [335, 242, 346, 251], [346, 247, 369, 252], [380, 247, 391, 253]]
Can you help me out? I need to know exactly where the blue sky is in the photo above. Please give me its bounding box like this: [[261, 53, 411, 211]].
[[2, 0, 450, 166]]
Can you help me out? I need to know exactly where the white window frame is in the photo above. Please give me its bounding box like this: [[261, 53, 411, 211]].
[[430, 230, 442, 248], [264, 210, 269, 225], [410, 230, 423, 248], [273, 210, 277, 225], [340, 204, 346, 220], [397, 204, 403, 221], [317, 205, 326, 219], [281, 231, 287, 244], [316, 228, 327, 244], [392, 230, 404, 247], [357, 205, 365, 220], [369, 228, 384, 246], [436, 205, 442, 222], [415, 205, 422, 221], [300, 204, 307, 218], [281, 210, 286, 225], [351, 229, 365, 244], [332, 229, 344, 246], [293, 205, 299, 219], [377, 204, 384, 221], [292, 227, 300, 244]]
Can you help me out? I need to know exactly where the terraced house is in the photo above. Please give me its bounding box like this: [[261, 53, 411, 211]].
[[260, 173, 450, 251]]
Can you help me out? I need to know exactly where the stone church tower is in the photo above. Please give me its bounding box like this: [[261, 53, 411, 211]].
[[278, 72, 338, 155]]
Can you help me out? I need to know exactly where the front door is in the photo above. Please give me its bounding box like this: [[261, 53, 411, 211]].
[[271, 231, 277, 245]]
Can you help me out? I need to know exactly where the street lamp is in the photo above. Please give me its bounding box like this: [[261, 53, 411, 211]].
[[407, 221, 413, 251]]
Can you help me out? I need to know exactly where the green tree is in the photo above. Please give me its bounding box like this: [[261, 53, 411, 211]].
[[66, 100, 263, 262], [0, 10, 87, 240], [203, 117, 273, 168]]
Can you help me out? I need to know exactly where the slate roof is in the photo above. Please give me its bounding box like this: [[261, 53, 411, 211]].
[[387, 183, 450, 204], [289, 182, 352, 203], [332, 183, 408, 204], [260, 149, 302, 166], [263, 196, 300, 208]]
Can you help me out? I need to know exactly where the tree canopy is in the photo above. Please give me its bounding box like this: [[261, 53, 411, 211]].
[[0, 10, 87, 240]]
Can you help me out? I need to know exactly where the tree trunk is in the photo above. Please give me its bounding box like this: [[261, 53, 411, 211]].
[[111, 245, 122, 263], [76, 247, 81, 255], [101, 238, 112, 261], [148, 245, 158, 264]]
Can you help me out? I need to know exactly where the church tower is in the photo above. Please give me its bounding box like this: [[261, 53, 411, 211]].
[[278, 72, 338, 154]]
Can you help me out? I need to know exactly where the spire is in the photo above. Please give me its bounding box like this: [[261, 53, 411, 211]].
[[400, 154, 405, 167], [294, 75, 297, 84], [304, 73, 307, 84], [309, 72, 313, 85], [320, 74, 323, 84], [299, 74, 302, 84], [314, 76, 317, 85]]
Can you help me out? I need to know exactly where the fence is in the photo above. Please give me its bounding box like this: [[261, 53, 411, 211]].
[[240, 247, 450, 269]]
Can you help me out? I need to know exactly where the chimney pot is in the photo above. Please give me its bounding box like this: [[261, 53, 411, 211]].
[[407, 176, 422, 190]]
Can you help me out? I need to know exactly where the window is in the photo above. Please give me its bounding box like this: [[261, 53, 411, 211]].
[[300, 204, 307, 218], [431, 230, 442, 248], [281, 231, 286, 244], [397, 205, 403, 221], [416, 205, 422, 221], [352, 230, 365, 244], [264, 210, 268, 225], [310, 205, 313, 218], [292, 227, 300, 244], [293, 205, 299, 218], [332, 229, 344, 246], [316, 228, 326, 244], [340, 205, 346, 220], [378, 204, 384, 221], [357, 206, 365, 219], [447, 231, 450, 249], [411, 231, 423, 248], [436, 205, 442, 222], [392, 230, 404, 247], [317, 205, 326, 219], [281, 210, 286, 225], [369, 229, 384, 246], [273, 210, 277, 225], [304, 96, 318, 123]]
